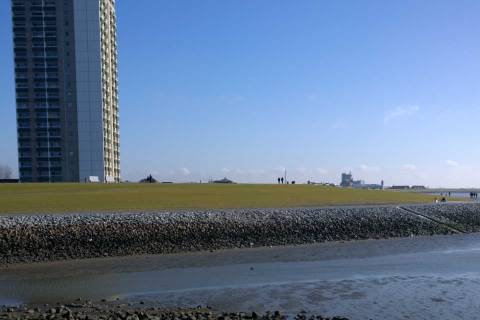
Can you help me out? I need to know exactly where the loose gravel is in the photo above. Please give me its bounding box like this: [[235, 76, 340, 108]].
[[0, 206, 457, 264], [0, 302, 349, 320]]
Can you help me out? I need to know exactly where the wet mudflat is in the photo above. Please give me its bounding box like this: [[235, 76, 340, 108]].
[[2, 233, 480, 319]]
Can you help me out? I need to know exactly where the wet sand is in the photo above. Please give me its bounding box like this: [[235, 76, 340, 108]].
[[2, 233, 480, 319]]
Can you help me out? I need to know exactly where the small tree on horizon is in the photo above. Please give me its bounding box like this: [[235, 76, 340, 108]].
[[0, 164, 12, 179]]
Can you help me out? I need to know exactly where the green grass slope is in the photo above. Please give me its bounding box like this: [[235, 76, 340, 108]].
[[0, 183, 438, 215]]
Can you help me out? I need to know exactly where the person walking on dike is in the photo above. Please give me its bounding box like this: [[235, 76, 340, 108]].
[[278, 177, 281, 184], [281, 177, 284, 184]]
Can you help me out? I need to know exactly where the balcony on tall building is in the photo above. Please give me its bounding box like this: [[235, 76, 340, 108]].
[[37, 160, 61, 167], [11, 1, 25, 8], [33, 53, 58, 60], [36, 130, 61, 138], [13, 40, 27, 48], [13, 33, 27, 41], [34, 73, 58, 80], [12, 6, 25, 14], [14, 52, 27, 59], [16, 94, 29, 101], [37, 151, 62, 158], [31, 12, 57, 19], [33, 93, 59, 101], [17, 120, 30, 128], [32, 42, 57, 49], [37, 140, 61, 148], [34, 83, 59, 90], [13, 21, 26, 28], [16, 83, 29, 90], [36, 121, 61, 129], [15, 72, 28, 80], [14, 63, 28, 71], [34, 103, 60, 110], [19, 161, 32, 169], [17, 111, 30, 119], [33, 63, 58, 71], [32, 32, 56, 39], [36, 111, 60, 119], [17, 129, 31, 138], [18, 142, 31, 149]]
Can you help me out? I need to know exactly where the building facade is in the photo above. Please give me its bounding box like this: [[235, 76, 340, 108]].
[[340, 172, 353, 187], [11, 0, 120, 182], [340, 172, 383, 189]]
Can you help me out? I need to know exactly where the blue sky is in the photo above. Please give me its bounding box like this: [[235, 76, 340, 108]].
[[1, 0, 480, 187]]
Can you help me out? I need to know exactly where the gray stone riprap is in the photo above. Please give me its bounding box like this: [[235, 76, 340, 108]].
[[410, 203, 480, 233], [0, 303, 349, 320], [0, 206, 458, 264]]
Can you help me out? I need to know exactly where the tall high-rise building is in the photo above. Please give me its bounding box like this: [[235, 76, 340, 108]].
[[11, 0, 120, 182]]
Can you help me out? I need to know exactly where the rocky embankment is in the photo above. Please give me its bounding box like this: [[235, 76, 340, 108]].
[[2, 204, 475, 264], [0, 303, 349, 320], [410, 203, 480, 233]]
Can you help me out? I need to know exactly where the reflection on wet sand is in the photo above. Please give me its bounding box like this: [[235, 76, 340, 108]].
[[2, 233, 480, 319]]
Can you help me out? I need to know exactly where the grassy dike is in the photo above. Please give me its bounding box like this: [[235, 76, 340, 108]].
[[0, 183, 437, 214]]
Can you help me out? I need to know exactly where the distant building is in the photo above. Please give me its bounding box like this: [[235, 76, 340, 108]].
[[352, 180, 365, 188], [340, 172, 383, 189], [11, 0, 120, 182], [411, 185, 426, 190], [359, 183, 383, 190], [340, 172, 354, 187], [307, 181, 336, 186], [391, 185, 410, 190], [212, 177, 235, 184]]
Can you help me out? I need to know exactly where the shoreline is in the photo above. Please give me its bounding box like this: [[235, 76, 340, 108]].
[[2, 231, 475, 276], [3, 233, 480, 318], [2, 203, 479, 265]]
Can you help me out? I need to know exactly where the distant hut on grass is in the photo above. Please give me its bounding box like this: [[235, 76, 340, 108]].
[[211, 177, 235, 184], [140, 174, 157, 183]]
